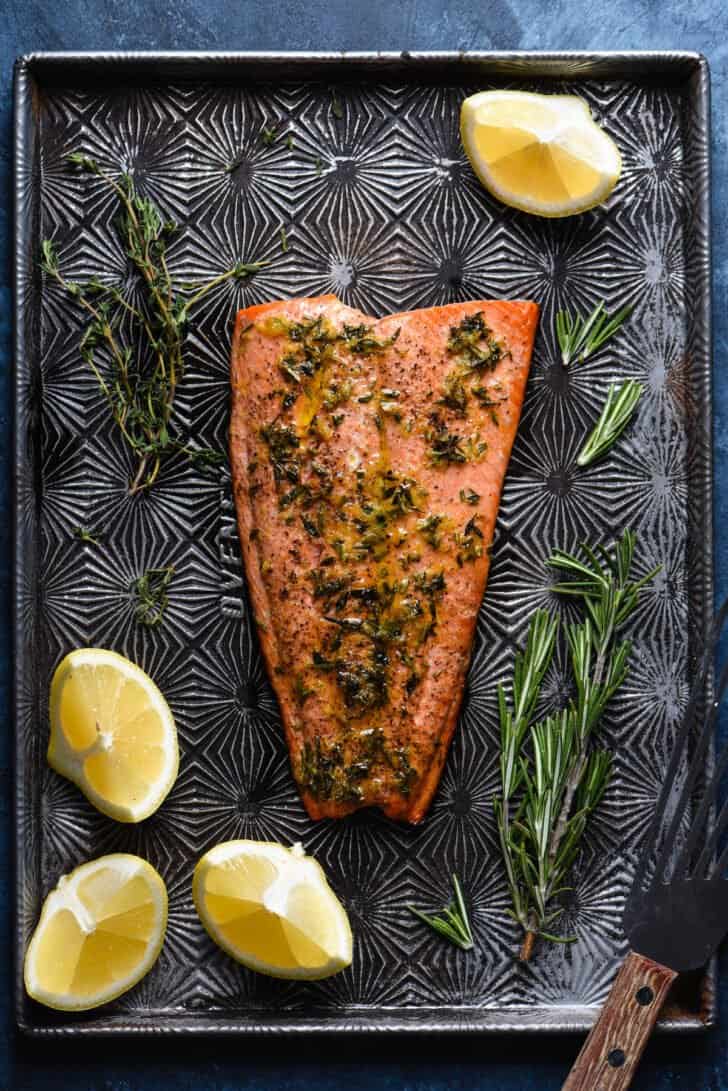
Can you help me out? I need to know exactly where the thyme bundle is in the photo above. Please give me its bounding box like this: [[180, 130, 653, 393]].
[[41, 154, 265, 492]]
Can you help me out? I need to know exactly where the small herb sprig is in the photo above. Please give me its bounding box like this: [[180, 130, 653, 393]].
[[408, 874, 474, 951], [555, 300, 641, 465], [494, 531, 659, 960], [131, 566, 175, 628], [42, 153, 265, 492], [556, 300, 632, 367], [577, 380, 643, 467], [72, 525, 103, 545]]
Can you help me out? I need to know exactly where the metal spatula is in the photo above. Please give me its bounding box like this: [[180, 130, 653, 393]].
[[563, 598, 728, 1091]]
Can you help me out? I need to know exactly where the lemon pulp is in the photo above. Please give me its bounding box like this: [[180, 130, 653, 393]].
[[461, 90, 621, 218], [48, 648, 178, 823], [193, 840, 352, 980], [24, 854, 167, 1011]]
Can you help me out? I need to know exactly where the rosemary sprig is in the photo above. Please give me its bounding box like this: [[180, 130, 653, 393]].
[[494, 531, 659, 960], [493, 610, 559, 940], [577, 380, 643, 467], [41, 153, 265, 492], [556, 300, 632, 367], [408, 874, 473, 951], [131, 566, 175, 628]]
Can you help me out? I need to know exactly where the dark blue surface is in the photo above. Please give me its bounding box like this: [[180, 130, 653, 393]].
[[3, 3, 728, 1088]]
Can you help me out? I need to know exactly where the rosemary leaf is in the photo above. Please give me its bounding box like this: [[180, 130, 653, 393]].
[[576, 380, 643, 467], [556, 300, 632, 367], [408, 874, 474, 951]]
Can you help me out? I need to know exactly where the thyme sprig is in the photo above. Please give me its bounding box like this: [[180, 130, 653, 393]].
[[72, 525, 103, 545], [556, 300, 632, 367], [494, 531, 659, 960], [577, 380, 643, 467], [131, 566, 175, 628], [41, 153, 265, 492], [408, 874, 474, 951]]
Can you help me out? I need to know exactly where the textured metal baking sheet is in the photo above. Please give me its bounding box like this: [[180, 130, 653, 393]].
[[13, 50, 713, 1036]]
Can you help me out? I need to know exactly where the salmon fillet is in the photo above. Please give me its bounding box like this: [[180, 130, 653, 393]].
[[230, 295, 538, 822]]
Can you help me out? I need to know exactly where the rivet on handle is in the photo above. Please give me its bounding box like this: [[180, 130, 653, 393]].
[[607, 1049, 625, 1068], [635, 986, 654, 1006]]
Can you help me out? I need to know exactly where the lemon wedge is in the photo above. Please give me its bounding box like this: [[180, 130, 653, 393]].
[[460, 90, 621, 218], [193, 840, 353, 980], [48, 648, 179, 823], [24, 853, 167, 1011]]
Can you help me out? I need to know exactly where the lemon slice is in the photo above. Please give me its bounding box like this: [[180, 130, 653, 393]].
[[48, 648, 179, 823], [193, 840, 353, 980], [24, 853, 167, 1011], [460, 90, 621, 218]]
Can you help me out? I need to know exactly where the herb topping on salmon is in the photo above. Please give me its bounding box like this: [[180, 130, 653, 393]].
[[230, 296, 538, 822]]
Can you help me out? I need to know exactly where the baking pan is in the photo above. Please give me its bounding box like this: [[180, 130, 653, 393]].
[[14, 50, 713, 1035]]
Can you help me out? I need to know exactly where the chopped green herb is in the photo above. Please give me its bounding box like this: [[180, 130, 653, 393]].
[[342, 324, 400, 356], [426, 420, 467, 466], [301, 511, 324, 538], [438, 371, 469, 416], [260, 422, 300, 484], [261, 125, 278, 146], [447, 312, 504, 372], [464, 433, 488, 462], [72, 525, 103, 545], [293, 674, 315, 704], [382, 471, 422, 514], [472, 385, 503, 425], [460, 487, 480, 505], [417, 513, 444, 549], [131, 566, 174, 628], [454, 515, 484, 566], [413, 568, 447, 597], [323, 379, 352, 409]]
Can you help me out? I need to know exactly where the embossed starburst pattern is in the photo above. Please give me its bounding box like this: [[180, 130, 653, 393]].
[[15, 58, 712, 1035]]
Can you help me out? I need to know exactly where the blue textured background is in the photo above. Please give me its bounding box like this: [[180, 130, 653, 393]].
[[2, 3, 727, 1089]]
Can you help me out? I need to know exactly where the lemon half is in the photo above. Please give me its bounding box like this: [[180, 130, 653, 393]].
[[48, 648, 179, 823], [24, 854, 167, 1011], [461, 90, 621, 218], [193, 840, 353, 980]]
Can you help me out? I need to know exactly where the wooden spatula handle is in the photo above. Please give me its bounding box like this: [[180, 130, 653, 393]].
[[561, 951, 677, 1091]]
